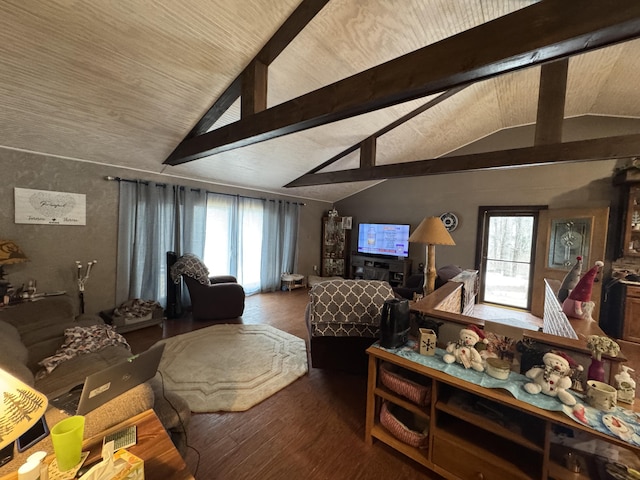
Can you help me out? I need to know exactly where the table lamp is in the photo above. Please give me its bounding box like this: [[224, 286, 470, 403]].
[[0, 368, 49, 449], [408, 217, 456, 296]]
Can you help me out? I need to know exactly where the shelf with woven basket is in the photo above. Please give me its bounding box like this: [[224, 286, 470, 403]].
[[367, 361, 432, 468], [365, 344, 640, 479]]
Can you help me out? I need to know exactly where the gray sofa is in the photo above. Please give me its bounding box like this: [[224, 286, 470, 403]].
[[306, 279, 395, 374], [0, 295, 190, 475]]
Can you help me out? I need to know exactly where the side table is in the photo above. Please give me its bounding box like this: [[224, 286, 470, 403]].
[[0, 410, 193, 480], [281, 273, 306, 291]]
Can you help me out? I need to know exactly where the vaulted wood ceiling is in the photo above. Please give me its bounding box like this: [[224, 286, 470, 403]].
[[2, 1, 640, 202]]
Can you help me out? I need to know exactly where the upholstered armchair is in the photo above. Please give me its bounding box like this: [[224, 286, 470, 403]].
[[393, 264, 464, 300], [170, 253, 245, 321], [306, 279, 395, 374]]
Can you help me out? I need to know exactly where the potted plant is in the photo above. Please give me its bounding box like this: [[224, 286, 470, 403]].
[[586, 335, 620, 382]]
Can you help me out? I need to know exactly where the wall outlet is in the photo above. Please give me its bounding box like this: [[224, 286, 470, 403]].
[[313, 265, 318, 272]]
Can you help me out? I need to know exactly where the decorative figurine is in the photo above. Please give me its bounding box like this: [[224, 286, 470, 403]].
[[524, 351, 581, 406], [419, 328, 437, 356], [443, 325, 487, 371], [557, 256, 583, 303], [615, 365, 636, 405], [561, 261, 603, 321]]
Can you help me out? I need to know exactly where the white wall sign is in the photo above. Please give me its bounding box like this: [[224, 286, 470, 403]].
[[15, 188, 86, 225]]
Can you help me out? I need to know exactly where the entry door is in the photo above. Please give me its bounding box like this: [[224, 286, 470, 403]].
[[530, 207, 609, 318]]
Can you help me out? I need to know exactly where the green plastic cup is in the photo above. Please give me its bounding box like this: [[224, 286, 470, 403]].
[[50, 415, 85, 472]]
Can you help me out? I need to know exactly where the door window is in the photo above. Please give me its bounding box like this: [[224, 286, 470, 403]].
[[477, 207, 543, 310]]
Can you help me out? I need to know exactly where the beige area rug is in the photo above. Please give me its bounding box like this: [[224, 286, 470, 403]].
[[154, 324, 308, 412]]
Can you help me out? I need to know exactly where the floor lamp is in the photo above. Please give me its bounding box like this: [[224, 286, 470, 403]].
[[408, 217, 456, 297]]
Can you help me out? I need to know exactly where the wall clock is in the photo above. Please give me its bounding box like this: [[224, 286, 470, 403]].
[[440, 212, 459, 232]]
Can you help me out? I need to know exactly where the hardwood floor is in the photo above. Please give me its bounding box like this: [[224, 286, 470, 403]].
[[123, 290, 443, 480], [123, 290, 640, 479]]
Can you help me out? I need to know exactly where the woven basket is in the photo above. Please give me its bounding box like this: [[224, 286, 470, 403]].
[[380, 401, 429, 449], [380, 362, 432, 406]]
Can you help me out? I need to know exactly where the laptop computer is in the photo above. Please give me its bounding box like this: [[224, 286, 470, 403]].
[[49, 344, 165, 416]]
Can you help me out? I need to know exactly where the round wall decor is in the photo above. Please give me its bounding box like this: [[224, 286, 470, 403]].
[[440, 212, 459, 232]]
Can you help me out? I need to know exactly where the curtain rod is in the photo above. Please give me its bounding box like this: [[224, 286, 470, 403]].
[[104, 175, 305, 205]]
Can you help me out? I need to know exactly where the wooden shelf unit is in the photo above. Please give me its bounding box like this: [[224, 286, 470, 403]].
[[321, 215, 349, 277], [365, 345, 640, 480], [351, 254, 412, 287]]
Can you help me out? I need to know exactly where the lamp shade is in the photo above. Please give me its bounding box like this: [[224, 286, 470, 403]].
[[0, 240, 28, 265], [408, 217, 456, 246], [0, 368, 48, 449]]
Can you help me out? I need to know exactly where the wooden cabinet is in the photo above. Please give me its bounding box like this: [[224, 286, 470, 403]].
[[351, 254, 411, 287], [601, 281, 640, 342], [623, 285, 640, 342], [321, 215, 349, 277], [365, 345, 640, 479]]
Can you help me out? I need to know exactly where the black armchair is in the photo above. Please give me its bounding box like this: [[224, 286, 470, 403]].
[[392, 274, 424, 300], [393, 265, 464, 300], [169, 253, 245, 321]]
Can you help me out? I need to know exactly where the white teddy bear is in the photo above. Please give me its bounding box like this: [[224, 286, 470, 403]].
[[443, 325, 487, 372], [524, 351, 580, 406]]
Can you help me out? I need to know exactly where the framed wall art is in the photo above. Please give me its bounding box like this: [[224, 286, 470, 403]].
[[14, 187, 86, 225]]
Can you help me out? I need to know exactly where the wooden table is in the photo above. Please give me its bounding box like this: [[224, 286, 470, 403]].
[[0, 409, 194, 480]]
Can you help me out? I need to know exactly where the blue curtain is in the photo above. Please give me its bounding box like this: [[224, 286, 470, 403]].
[[115, 181, 206, 307], [117, 182, 301, 304], [260, 200, 300, 292]]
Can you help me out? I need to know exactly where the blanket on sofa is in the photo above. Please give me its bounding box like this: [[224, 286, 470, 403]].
[[37, 324, 130, 378]]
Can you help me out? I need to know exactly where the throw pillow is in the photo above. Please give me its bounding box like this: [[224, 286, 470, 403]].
[[170, 253, 210, 285], [437, 264, 463, 283]]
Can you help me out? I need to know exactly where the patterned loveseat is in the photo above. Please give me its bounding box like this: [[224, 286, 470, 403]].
[[305, 279, 395, 374]]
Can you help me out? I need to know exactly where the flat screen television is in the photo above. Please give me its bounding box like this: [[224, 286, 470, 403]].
[[357, 223, 410, 258]]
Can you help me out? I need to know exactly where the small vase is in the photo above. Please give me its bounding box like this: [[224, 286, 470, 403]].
[[588, 357, 606, 382]]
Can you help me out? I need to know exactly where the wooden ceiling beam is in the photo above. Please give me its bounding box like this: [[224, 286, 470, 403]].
[[360, 137, 376, 168], [299, 86, 468, 176], [184, 78, 241, 139], [285, 134, 640, 187], [534, 59, 568, 145], [241, 60, 268, 117], [165, 0, 640, 166], [179, 0, 330, 139]]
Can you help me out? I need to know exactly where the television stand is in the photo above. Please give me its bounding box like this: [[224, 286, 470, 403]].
[[351, 254, 412, 287]]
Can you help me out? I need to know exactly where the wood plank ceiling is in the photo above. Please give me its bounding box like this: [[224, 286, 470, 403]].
[[1, 1, 640, 202]]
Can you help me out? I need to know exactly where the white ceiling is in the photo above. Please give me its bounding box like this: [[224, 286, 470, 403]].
[[1, 1, 639, 202]]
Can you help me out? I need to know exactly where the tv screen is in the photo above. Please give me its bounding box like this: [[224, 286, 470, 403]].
[[357, 223, 410, 258]]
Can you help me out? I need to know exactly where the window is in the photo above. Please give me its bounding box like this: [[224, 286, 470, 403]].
[[476, 206, 544, 310], [203, 193, 299, 295], [204, 194, 263, 295]]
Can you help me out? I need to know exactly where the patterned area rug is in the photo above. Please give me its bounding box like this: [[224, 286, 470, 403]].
[[154, 324, 308, 412]]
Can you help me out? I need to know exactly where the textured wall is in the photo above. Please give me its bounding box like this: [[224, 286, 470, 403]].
[[0, 149, 327, 314]]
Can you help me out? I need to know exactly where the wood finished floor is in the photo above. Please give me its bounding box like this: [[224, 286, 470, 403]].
[[123, 290, 640, 479], [123, 289, 444, 480]]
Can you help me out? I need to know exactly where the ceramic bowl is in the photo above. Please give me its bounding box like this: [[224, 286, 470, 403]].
[[486, 358, 511, 380]]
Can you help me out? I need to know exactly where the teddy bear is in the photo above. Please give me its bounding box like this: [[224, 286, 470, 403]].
[[443, 325, 487, 372], [523, 351, 580, 406]]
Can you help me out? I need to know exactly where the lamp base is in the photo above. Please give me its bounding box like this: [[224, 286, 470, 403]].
[[423, 244, 437, 297], [0, 276, 10, 296]]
